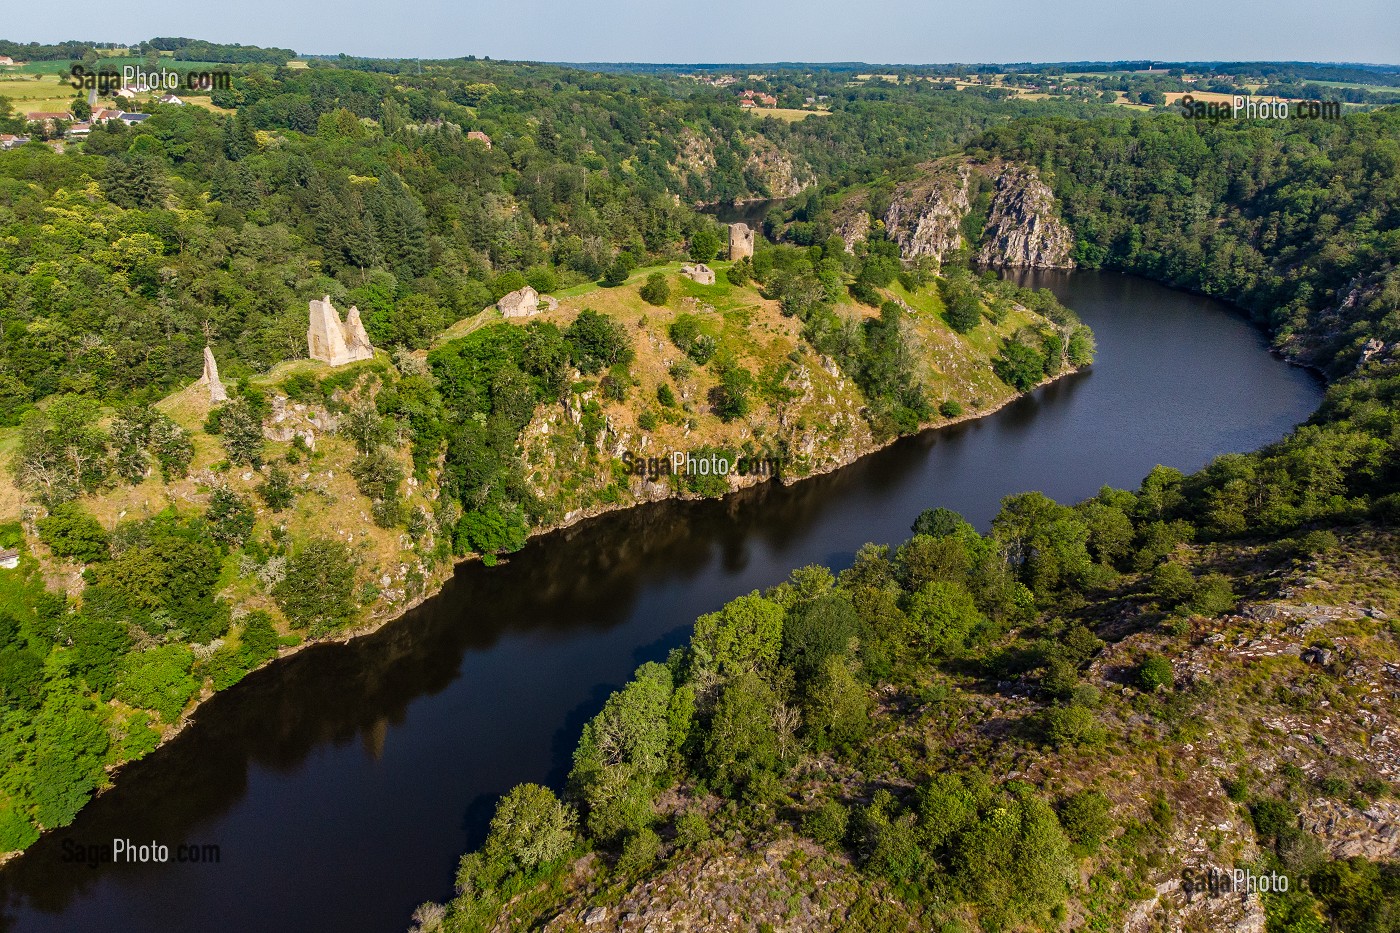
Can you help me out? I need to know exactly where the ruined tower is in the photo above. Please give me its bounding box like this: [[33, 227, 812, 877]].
[[729, 222, 755, 261], [307, 296, 374, 366]]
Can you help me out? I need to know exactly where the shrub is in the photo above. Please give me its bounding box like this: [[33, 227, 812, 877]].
[[115, 645, 199, 723], [1038, 702, 1106, 748], [673, 809, 712, 848], [256, 464, 298, 511], [617, 827, 661, 874], [1188, 573, 1237, 616], [802, 799, 850, 849], [205, 487, 255, 548], [939, 399, 964, 418], [1057, 790, 1113, 855], [1136, 654, 1174, 691], [639, 272, 670, 306]]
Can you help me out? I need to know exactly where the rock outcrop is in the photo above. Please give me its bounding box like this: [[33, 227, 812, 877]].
[[199, 346, 227, 403], [882, 160, 975, 263], [728, 222, 754, 260], [307, 296, 374, 366], [742, 137, 812, 198], [852, 158, 1076, 268], [975, 165, 1076, 268]]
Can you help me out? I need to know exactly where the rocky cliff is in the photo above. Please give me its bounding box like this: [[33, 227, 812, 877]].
[[857, 158, 1076, 268], [974, 165, 1076, 268]]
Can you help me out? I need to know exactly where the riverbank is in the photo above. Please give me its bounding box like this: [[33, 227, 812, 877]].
[[0, 270, 1330, 930], [0, 265, 1086, 864]]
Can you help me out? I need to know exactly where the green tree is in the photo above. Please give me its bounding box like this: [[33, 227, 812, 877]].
[[479, 784, 577, 878], [273, 538, 356, 631], [37, 505, 110, 563], [688, 226, 721, 262], [639, 272, 670, 306], [565, 309, 633, 374], [205, 487, 255, 548]]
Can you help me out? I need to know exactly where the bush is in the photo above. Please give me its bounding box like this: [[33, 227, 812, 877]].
[[256, 464, 298, 511], [802, 799, 850, 849], [115, 645, 199, 723], [1038, 702, 1106, 748], [656, 384, 677, 407], [617, 827, 661, 874], [673, 809, 712, 848], [1188, 573, 1236, 616], [639, 272, 670, 306], [1057, 790, 1113, 855], [939, 399, 964, 418], [1136, 654, 1174, 691], [37, 505, 109, 563]]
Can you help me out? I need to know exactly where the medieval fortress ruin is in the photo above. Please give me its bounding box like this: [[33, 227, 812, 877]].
[[307, 296, 375, 366], [729, 222, 755, 260]]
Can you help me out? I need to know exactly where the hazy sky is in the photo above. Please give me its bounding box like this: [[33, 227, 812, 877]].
[[8, 0, 1399, 64]]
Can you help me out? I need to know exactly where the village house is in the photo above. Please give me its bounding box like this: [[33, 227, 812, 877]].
[[467, 130, 491, 148], [0, 549, 19, 571], [118, 112, 150, 125], [0, 56, 14, 67], [67, 122, 91, 138], [25, 111, 71, 129], [0, 134, 30, 150], [92, 108, 123, 123], [157, 93, 184, 105]]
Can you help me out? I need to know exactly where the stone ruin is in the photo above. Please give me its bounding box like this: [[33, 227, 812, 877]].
[[307, 295, 374, 366], [681, 263, 716, 285], [497, 285, 558, 318], [729, 222, 755, 260], [199, 346, 228, 403]]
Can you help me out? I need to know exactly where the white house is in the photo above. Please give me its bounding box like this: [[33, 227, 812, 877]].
[[0, 549, 19, 570]]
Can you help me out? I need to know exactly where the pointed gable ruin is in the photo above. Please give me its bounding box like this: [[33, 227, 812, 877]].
[[307, 295, 374, 366]]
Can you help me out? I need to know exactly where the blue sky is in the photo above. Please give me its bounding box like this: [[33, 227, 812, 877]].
[[7, 0, 1399, 64]]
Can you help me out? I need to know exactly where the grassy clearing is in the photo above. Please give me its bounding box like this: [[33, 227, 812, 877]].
[[750, 107, 828, 122]]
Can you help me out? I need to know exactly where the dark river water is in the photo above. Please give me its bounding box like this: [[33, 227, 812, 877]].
[[0, 272, 1323, 933]]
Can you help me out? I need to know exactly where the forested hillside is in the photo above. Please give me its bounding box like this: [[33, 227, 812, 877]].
[[0, 53, 1099, 859], [426, 108, 1400, 933], [971, 109, 1400, 375]]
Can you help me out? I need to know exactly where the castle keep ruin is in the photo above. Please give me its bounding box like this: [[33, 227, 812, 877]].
[[729, 222, 755, 260], [307, 296, 375, 366]]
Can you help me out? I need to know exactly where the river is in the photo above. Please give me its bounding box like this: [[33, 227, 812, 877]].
[[0, 271, 1323, 933]]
